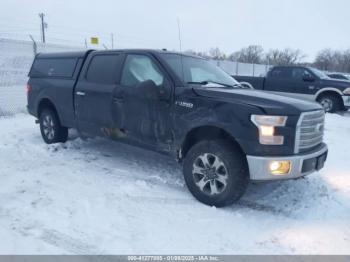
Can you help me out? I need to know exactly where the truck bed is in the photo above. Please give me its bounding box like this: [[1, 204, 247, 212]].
[[27, 51, 91, 128]]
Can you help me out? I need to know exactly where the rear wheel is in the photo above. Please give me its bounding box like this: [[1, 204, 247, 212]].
[[317, 94, 341, 113], [183, 140, 249, 207], [39, 109, 68, 144]]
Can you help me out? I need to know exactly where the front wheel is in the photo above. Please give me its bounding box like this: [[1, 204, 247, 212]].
[[39, 109, 68, 144], [183, 140, 249, 207], [317, 95, 341, 113]]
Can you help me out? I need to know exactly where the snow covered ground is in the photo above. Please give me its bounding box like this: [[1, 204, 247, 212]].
[[0, 112, 349, 254]]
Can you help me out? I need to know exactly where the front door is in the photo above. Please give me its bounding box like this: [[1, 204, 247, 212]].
[[112, 53, 173, 149], [292, 68, 318, 100]]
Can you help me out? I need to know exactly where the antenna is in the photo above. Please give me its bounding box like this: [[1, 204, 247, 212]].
[[177, 18, 185, 83], [177, 18, 182, 52]]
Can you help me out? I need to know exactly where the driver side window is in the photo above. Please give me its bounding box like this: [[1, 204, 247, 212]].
[[121, 54, 164, 87], [292, 68, 312, 80]]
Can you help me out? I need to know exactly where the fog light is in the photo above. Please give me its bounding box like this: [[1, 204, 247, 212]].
[[269, 161, 291, 175]]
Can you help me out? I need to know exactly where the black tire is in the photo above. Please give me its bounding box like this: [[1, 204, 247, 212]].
[[39, 109, 68, 144], [183, 140, 249, 207], [317, 94, 342, 113], [240, 82, 254, 89]]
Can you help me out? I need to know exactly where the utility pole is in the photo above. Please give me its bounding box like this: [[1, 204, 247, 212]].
[[111, 33, 114, 49], [38, 13, 46, 43]]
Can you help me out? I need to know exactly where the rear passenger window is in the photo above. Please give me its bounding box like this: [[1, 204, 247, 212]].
[[270, 68, 292, 79], [86, 55, 121, 84], [31, 58, 77, 78]]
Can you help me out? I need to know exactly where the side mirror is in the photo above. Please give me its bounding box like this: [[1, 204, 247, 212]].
[[137, 79, 159, 99], [303, 74, 315, 82], [158, 78, 172, 100]]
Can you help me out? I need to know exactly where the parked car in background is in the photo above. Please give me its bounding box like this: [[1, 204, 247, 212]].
[[27, 50, 328, 207], [327, 73, 350, 81], [234, 66, 350, 113]]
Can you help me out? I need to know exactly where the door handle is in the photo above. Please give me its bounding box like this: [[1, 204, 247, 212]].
[[76, 91, 86, 96], [113, 95, 124, 103]]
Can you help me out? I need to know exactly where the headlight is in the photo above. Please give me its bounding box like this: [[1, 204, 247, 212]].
[[343, 88, 350, 95], [251, 115, 288, 145]]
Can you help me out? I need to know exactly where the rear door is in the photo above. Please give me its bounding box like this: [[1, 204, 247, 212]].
[[264, 67, 296, 94], [75, 52, 125, 134]]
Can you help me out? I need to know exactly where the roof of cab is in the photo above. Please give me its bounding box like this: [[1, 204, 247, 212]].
[[102, 49, 204, 59], [36, 51, 91, 59], [35, 49, 203, 60]]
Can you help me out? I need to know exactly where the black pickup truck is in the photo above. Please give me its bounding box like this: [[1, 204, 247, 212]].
[[27, 50, 328, 207], [235, 66, 350, 113]]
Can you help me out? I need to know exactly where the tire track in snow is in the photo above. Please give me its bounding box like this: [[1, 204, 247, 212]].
[[124, 195, 295, 219], [0, 207, 102, 254], [40, 229, 101, 254]]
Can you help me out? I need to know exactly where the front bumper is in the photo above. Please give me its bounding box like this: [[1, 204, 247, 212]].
[[247, 143, 328, 181], [342, 95, 350, 108]]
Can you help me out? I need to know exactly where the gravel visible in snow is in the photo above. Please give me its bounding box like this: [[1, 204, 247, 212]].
[[0, 112, 349, 254]]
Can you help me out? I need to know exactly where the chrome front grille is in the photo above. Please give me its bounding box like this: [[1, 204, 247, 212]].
[[295, 110, 325, 153]]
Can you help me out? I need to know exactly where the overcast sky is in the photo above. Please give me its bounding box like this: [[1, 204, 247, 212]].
[[0, 0, 349, 61]]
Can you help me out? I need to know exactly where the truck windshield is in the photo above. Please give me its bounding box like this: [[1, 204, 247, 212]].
[[309, 68, 330, 79], [160, 53, 241, 88]]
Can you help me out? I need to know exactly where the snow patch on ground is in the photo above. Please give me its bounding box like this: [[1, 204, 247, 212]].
[[0, 112, 349, 254]]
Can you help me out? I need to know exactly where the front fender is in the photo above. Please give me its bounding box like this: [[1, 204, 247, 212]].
[[173, 97, 264, 153]]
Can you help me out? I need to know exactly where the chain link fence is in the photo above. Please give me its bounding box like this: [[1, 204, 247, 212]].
[[0, 38, 83, 117], [212, 60, 272, 77], [0, 38, 273, 117]]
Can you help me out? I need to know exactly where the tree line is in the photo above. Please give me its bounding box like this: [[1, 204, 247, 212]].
[[185, 45, 350, 73]]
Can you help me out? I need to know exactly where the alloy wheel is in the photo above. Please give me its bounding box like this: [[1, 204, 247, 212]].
[[42, 115, 55, 140], [192, 153, 228, 196], [320, 98, 333, 112]]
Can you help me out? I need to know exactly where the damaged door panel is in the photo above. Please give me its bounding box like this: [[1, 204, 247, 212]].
[[113, 53, 173, 149]]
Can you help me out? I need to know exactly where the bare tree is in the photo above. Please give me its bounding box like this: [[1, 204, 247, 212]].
[[208, 47, 226, 60], [337, 50, 350, 73], [313, 49, 350, 72], [184, 46, 350, 74], [314, 49, 337, 71], [265, 48, 305, 65], [229, 45, 264, 64]]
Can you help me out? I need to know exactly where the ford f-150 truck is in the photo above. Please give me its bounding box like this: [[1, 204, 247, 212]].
[[27, 50, 328, 207], [235, 66, 350, 113]]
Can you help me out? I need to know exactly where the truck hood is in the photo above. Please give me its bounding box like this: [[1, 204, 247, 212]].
[[320, 78, 350, 91], [193, 87, 322, 115]]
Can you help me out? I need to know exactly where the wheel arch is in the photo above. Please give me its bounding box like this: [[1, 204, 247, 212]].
[[37, 98, 61, 121], [315, 88, 344, 108], [179, 125, 244, 160]]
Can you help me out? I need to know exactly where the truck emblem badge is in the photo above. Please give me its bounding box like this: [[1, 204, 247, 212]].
[[175, 101, 193, 108]]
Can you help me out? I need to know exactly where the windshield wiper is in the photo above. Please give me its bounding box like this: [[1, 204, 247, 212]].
[[187, 81, 238, 88]]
